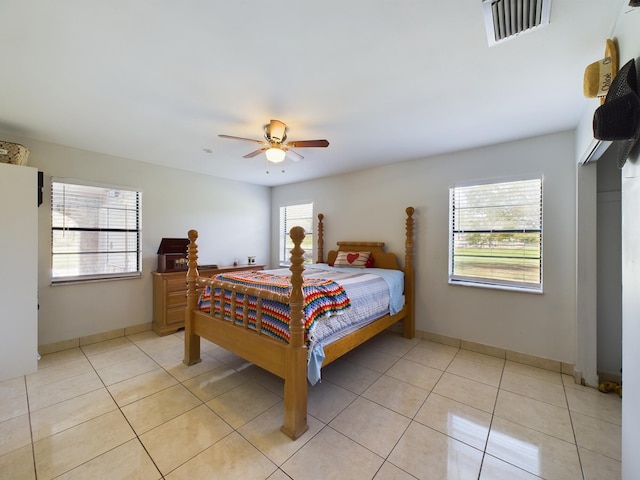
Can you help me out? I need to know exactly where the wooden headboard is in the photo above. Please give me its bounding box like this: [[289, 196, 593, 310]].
[[326, 242, 399, 270], [316, 207, 414, 271]]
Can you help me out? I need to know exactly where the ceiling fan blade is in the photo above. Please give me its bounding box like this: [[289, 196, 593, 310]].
[[243, 147, 267, 158], [284, 148, 304, 162], [286, 139, 329, 148], [219, 134, 264, 144]]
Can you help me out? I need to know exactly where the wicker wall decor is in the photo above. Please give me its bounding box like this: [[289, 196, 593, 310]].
[[0, 141, 30, 165]]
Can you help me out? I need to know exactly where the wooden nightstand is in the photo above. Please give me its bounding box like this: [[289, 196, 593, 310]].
[[152, 264, 265, 336]]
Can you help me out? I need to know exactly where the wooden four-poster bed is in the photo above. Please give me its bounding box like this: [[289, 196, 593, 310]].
[[183, 207, 415, 439]]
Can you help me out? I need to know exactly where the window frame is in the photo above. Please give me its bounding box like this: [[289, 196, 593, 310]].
[[278, 202, 314, 266], [448, 174, 543, 293], [50, 178, 142, 284]]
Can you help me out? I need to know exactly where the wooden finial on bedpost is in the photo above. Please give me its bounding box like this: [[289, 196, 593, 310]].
[[404, 207, 415, 339], [184, 229, 202, 366], [405, 207, 415, 267], [281, 225, 309, 439], [186, 229, 199, 281], [316, 213, 324, 263], [288, 226, 305, 349]]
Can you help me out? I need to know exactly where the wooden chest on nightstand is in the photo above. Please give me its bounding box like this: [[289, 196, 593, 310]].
[[151, 264, 265, 336]]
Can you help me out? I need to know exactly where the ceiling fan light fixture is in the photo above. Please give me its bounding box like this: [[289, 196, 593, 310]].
[[266, 119, 287, 143], [265, 147, 286, 163], [219, 119, 329, 163]]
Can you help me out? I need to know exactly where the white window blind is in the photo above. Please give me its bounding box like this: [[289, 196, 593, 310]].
[[279, 202, 313, 265], [449, 176, 542, 291], [51, 180, 142, 283]]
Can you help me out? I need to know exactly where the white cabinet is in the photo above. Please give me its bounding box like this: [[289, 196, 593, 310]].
[[0, 162, 38, 381]]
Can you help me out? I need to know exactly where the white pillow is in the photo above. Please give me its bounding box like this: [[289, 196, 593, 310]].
[[333, 251, 371, 268]]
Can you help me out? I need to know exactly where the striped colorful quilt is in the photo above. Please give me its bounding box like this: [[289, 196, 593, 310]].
[[198, 270, 351, 345]]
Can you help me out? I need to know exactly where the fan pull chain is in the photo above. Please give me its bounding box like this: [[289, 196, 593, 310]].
[[265, 157, 285, 174]]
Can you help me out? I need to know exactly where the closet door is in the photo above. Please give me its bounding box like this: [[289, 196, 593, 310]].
[[0, 162, 38, 381]]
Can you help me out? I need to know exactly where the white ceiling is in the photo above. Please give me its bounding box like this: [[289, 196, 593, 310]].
[[0, 1, 626, 186]]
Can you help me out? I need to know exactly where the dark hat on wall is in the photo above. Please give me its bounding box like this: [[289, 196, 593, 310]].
[[593, 58, 640, 168], [583, 39, 619, 103]]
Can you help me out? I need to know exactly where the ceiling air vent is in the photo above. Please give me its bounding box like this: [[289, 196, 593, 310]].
[[482, 0, 552, 46]]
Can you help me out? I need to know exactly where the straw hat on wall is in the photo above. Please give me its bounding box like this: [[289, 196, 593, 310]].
[[583, 39, 619, 104]]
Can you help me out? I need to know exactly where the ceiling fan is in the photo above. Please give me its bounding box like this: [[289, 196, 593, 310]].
[[219, 119, 329, 163]]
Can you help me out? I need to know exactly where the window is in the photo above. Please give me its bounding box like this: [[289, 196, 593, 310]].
[[51, 179, 142, 283], [449, 176, 542, 291], [279, 202, 313, 265]]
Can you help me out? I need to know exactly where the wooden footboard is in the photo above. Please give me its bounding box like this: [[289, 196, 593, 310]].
[[184, 226, 309, 439], [183, 207, 415, 440]]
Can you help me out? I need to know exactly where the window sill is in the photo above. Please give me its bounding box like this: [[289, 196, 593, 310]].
[[448, 279, 542, 294], [51, 273, 142, 286]]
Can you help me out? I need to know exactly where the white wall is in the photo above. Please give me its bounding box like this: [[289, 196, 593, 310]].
[[610, 4, 640, 479], [0, 163, 38, 380], [621, 163, 640, 480], [574, 3, 628, 388], [0, 132, 271, 347], [272, 131, 578, 365]]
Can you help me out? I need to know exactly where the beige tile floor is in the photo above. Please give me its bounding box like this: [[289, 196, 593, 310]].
[[0, 330, 622, 480]]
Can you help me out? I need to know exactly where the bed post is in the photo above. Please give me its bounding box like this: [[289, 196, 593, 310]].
[[316, 213, 324, 263], [404, 207, 415, 339], [281, 226, 309, 439], [184, 229, 202, 366]]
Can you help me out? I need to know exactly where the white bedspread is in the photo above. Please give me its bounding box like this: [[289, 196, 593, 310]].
[[269, 265, 404, 384]]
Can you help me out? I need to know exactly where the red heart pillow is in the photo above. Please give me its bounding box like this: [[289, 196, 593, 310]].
[[333, 251, 371, 268]]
